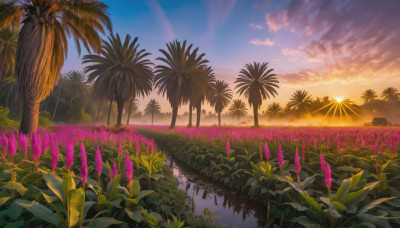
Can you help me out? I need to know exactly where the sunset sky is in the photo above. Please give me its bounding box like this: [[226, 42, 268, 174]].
[[62, 0, 400, 114]]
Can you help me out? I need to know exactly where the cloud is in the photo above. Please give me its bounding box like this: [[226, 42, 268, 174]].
[[204, 0, 236, 35], [145, 0, 176, 41], [249, 38, 275, 46], [282, 48, 300, 56], [265, 0, 400, 86], [249, 23, 264, 30]]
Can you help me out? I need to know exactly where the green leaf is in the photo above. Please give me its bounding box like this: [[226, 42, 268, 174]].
[[14, 199, 61, 226], [4, 220, 24, 228], [125, 208, 143, 222], [67, 188, 85, 228], [331, 201, 346, 211], [349, 171, 364, 192], [358, 197, 395, 214], [62, 173, 76, 198], [0, 197, 11, 206], [131, 179, 140, 197], [2, 182, 27, 196], [378, 172, 387, 191], [43, 174, 64, 203], [334, 178, 352, 202], [285, 202, 310, 212], [83, 201, 96, 220], [106, 175, 121, 201], [85, 217, 123, 228], [300, 193, 321, 212], [135, 190, 154, 202], [291, 216, 322, 228]]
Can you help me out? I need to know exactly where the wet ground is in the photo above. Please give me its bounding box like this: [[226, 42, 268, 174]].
[[165, 156, 267, 228]]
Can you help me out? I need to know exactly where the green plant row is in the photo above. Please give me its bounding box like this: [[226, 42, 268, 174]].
[[139, 128, 400, 228]]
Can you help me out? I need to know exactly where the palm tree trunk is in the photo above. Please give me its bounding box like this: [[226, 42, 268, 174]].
[[96, 99, 103, 121], [151, 110, 154, 125], [51, 86, 61, 121], [218, 111, 221, 126], [116, 99, 124, 127], [187, 101, 192, 128], [196, 102, 201, 128], [170, 104, 178, 129], [20, 98, 40, 134], [253, 105, 259, 127], [126, 99, 133, 126], [107, 97, 113, 126]]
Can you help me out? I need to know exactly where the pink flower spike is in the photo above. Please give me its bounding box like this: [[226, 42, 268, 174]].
[[80, 143, 87, 187], [125, 152, 133, 182], [264, 142, 270, 161], [110, 161, 118, 180], [50, 136, 59, 171], [278, 143, 284, 168], [8, 132, 17, 157], [95, 146, 103, 176], [65, 142, 74, 170], [295, 147, 301, 174], [320, 152, 325, 172], [324, 163, 333, 188]]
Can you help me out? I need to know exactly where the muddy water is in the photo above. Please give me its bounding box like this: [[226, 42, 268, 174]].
[[165, 156, 267, 228]]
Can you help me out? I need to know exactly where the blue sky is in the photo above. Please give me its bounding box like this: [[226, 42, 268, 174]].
[[62, 0, 400, 113]]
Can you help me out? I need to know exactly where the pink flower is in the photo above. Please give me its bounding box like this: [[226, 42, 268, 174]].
[[125, 152, 133, 182], [278, 143, 284, 168], [65, 142, 74, 170], [226, 140, 230, 157], [32, 134, 42, 164], [324, 163, 333, 188], [1, 134, 8, 157], [109, 161, 118, 180], [295, 147, 301, 174], [118, 140, 123, 155], [50, 135, 59, 171], [264, 142, 270, 161], [320, 152, 325, 172], [95, 146, 102, 176], [8, 132, 17, 157], [80, 143, 87, 186], [42, 133, 49, 154], [19, 134, 28, 159]]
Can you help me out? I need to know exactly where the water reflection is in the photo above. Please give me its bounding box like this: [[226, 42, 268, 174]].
[[165, 156, 267, 228]]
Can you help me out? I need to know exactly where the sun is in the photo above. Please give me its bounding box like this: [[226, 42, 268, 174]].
[[335, 97, 344, 103]]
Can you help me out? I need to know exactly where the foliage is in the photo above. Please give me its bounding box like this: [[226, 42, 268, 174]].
[[0, 106, 18, 130]]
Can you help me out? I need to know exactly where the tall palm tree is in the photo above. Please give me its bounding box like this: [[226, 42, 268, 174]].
[[126, 98, 137, 125], [0, 0, 111, 133], [288, 90, 312, 115], [62, 71, 89, 104], [228, 99, 248, 125], [144, 99, 161, 125], [0, 27, 18, 81], [361, 89, 378, 104], [84, 34, 153, 127], [266, 102, 282, 118], [193, 66, 215, 128], [209, 80, 232, 126], [154, 40, 208, 129], [235, 62, 279, 126], [381, 87, 399, 102]]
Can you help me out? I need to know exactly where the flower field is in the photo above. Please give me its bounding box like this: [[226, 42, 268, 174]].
[[0, 126, 217, 228], [139, 126, 400, 227]]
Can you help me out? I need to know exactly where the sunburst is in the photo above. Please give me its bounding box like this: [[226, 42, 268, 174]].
[[315, 97, 360, 120]]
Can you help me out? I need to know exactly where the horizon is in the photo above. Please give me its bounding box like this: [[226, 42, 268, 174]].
[[61, 0, 400, 115]]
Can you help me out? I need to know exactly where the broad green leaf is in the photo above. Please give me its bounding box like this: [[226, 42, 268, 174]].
[[62, 173, 76, 198], [85, 217, 123, 228], [378, 172, 387, 191], [125, 208, 143, 222], [284, 202, 310, 211], [83, 201, 96, 220], [301, 193, 321, 212], [358, 197, 395, 214], [131, 179, 140, 197], [0, 197, 11, 206], [334, 178, 352, 202], [14, 199, 61, 226], [331, 201, 346, 211], [67, 188, 85, 228], [349, 171, 364, 192], [135, 190, 154, 202], [291, 216, 321, 228], [106, 175, 121, 201], [43, 174, 64, 203], [2, 182, 27, 196], [4, 220, 24, 228]]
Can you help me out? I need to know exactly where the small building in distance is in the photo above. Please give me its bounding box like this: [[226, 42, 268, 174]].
[[372, 117, 388, 126]]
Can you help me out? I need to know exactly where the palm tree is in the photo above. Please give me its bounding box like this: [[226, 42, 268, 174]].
[[0, 0, 111, 133], [0, 27, 18, 81], [235, 62, 279, 126], [381, 87, 399, 102], [144, 99, 161, 125], [228, 99, 248, 125], [209, 80, 232, 126], [266, 102, 283, 118], [193, 66, 215, 128], [154, 40, 208, 129], [288, 90, 312, 115], [126, 98, 137, 125], [62, 71, 89, 104], [84, 34, 153, 127], [361, 89, 378, 104]]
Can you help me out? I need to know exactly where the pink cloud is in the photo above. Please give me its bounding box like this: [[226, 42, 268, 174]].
[[249, 23, 264, 30], [249, 38, 275, 46]]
